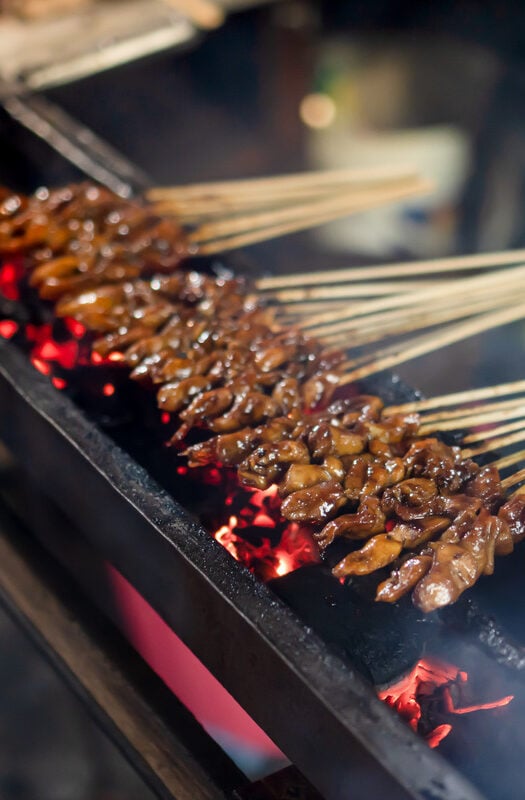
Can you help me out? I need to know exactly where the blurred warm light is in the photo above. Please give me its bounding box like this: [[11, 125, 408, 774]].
[[299, 93, 336, 129]]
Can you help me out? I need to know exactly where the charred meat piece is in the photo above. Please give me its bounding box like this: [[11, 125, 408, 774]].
[[238, 440, 311, 490], [404, 438, 478, 493]]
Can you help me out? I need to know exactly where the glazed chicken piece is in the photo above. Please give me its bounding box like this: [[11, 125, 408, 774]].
[[0, 184, 188, 292], [412, 508, 507, 613], [238, 439, 311, 490], [404, 438, 478, 493], [332, 516, 450, 577], [280, 479, 347, 523], [314, 496, 386, 549], [375, 553, 433, 603]]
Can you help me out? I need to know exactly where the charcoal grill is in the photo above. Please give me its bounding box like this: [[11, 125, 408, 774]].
[[1, 13, 525, 800]]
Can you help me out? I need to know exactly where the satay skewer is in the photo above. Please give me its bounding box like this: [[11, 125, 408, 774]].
[[319, 290, 525, 348], [256, 248, 525, 291], [490, 447, 525, 471], [417, 397, 525, 426], [463, 418, 525, 444], [148, 164, 420, 202], [269, 279, 445, 305], [301, 262, 525, 333], [462, 428, 525, 458], [187, 179, 431, 255], [338, 301, 525, 386], [385, 379, 525, 414], [502, 468, 525, 490]]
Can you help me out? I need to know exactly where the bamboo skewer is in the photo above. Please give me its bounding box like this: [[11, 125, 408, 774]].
[[489, 448, 525, 471], [417, 396, 525, 426], [148, 164, 420, 202], [301, 262, 525, 333], [463, 418, 525, 444], [256, 248, 525, 291], [185, 179, 431, 254], [269, 279, 444, 305], [319, 291, 525, 348], [385, 380, 525, 414], [502, 468, 525, 490], [153, 181, 411, 220], [191, 181, 430, 255], [338, 301, 525, 386], [276, 301, 350, 320], [313, 276, 525, 339], [462, 428, 525, 458], [419, 408, 525, 435]]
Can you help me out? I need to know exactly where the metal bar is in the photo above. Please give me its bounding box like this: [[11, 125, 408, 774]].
[[0, 89, 151, 196], [0, 339, 486, 800], [0, 501, 246, 800]]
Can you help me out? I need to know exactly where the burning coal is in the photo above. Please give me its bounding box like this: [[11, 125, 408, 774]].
[[378, 657, 514, 748], [211, 485, 320, 581]]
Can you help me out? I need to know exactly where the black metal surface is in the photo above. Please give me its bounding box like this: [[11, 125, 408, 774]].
[[0, 338, 485, 800]]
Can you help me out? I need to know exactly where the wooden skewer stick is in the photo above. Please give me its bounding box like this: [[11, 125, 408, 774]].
[[417, 396, 525, 425], [256, 248, 525, 291], [319, 292, 522, 348], [147, 164, 420, 201], [187, 179, 429, 245], [501, 467, 525, 490], [153, 179, 423, 220], [275, 301, 350, 319], [462, 417, 525, 444], [338, 301, 525, 386], [385, 379, 525, 414], [489, 447, 525, 471], [301, 262, 525, 332], [419, 408, 525, 435], [267, 279, 444, 304], [311, 277, 525, 341], [463, 428, 525, 458], [194, 180, 431, 255]]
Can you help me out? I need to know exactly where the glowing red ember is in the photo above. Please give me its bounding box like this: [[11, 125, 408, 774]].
[[213, 485, 320, 581], [0, 259, 23, 300], [378, 657, 514, 748], [0, 319, 18, 339]]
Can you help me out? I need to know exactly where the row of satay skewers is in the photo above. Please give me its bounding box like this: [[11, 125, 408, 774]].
[[1, 179, 525, 614]]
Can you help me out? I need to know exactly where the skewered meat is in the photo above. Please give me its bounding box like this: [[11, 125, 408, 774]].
[[412, 508, 505, 613], [280, 479, 347, 523], [238, 440, 311, 491], [315, 497, 386, 549], [376, 554, 433, 603], [0, 184, 188, 298], [2, 181, 525, 614]]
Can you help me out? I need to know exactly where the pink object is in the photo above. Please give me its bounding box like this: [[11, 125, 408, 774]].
[[108, 565, 284, 761]]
